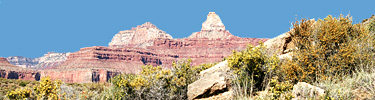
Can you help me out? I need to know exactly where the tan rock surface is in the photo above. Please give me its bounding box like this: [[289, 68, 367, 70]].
[[188, 61, 232, 100], [263, 31, 295, 60]]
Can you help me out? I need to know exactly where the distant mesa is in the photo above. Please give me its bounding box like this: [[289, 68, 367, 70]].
[[6, 52, 71, 70], [0, 57, 18, 67], [6, 56, 38, 68]]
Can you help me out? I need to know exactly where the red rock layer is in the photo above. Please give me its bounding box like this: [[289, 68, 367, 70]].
[[0, 57, 40, 81], [54, 38, 268, 83], [40, 69, 120, 83], [0, 57, 18, 67]]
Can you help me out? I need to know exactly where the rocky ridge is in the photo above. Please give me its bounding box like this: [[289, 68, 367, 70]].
[[1, 12, 268, 83], [109, 22, 173, 48], [0, 57, 40, 81], [6, 56, 39, 68], [7, 52, 71, 70]]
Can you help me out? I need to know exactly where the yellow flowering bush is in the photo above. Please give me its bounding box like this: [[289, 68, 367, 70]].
[[6, 88, 32, 99], [282, 15, 373, 83], [269, 77, 293, 99], [34, 77, 65, 100]]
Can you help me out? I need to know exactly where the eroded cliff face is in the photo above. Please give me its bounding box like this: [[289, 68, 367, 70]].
[[6, 52, 70, 70], [34, 52, 71, 70], [0, 57, 40, 81], [40, 69, 120, 83], [6, 56, 39, 68], [54, 12, 268, 81], [3, 12, 269, 83]]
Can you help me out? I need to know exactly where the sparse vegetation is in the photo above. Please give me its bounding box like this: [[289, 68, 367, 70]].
[[2, 14, 375, 100], [104, 59, 214, 100], [227, 42, 280, 97]]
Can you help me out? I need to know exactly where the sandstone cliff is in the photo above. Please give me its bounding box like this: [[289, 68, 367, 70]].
[[4, 12, 268, 83], [47, 12, 268, 83], [0, 57, 40, 81], [6, 56, 39, 68], [34, 52, 71, 70], [7, 52, 71, 70]]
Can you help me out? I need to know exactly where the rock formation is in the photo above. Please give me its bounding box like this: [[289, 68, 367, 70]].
[[0, 57, 40, 81], [188, 61, 232, 100], [188, 12, 236, 39], [0, 57, 18, 67], [3, 12, 268, 83], [40, 69, 120, 83], [109, 22, 173, 48], [7, 52, 71, 70], [34, 52, 71, 70], [6, 56, 39, 68], [263, 31, 295, 60]]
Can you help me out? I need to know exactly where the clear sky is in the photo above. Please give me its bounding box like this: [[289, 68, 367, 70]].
[[0, 0, 374, 58]]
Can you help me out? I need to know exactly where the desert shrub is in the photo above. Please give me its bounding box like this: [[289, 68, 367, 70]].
[[105, 59, 214, 100], [281, 15, 374, 83], [6, 88, 32, 99], [18, 81, 27, 87], [314, 68, 375, 99], [33, 77, 66, 100], [268, 77, 293, 100], [227, 43, 280, 97], [368, 19, 375, 32]]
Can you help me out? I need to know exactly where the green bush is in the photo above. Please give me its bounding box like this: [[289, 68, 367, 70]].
[[18, 81, 27, 87]]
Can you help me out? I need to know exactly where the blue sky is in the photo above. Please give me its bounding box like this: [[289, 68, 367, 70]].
[[0, 0, 374, 58]]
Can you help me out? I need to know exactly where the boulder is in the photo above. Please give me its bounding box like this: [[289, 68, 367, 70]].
[[263, 31, 295, 60], [188, 61, 232, 100], [292, 82, 325, 100]]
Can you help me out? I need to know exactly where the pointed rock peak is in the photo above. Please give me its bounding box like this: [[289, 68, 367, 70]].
[[188, 12, 235, 39], [202, 12, 225, 31], [139, 22, 157, 28]]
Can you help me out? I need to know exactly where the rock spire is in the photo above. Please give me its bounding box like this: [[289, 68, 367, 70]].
[[188, 12, 236, 39]]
